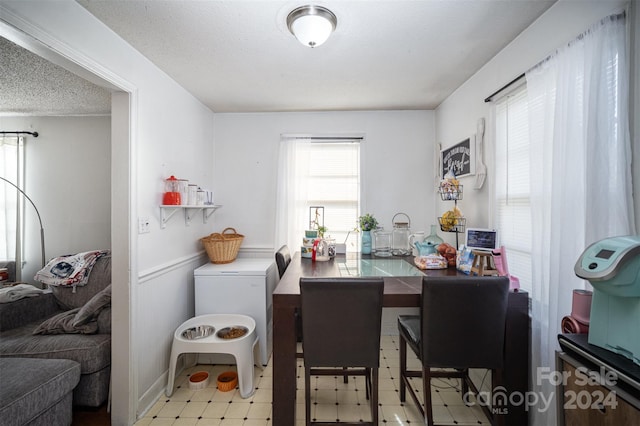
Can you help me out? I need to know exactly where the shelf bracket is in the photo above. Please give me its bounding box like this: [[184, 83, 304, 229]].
[[160, 206, 181, 229], [204, 205, 221, 222], [184, 207, 203, 226], [160, 205, 222, 229]]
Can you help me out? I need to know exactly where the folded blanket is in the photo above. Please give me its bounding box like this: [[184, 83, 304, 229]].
[[34, 249, 110, 288], [0, 283, 46, 303]]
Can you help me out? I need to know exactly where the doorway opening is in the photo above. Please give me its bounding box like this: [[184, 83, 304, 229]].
[[0, 21, 135, 425]]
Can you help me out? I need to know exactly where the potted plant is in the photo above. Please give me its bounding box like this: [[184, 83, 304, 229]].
[[358, 213, 378, 231], [357, 213, 378, 254]]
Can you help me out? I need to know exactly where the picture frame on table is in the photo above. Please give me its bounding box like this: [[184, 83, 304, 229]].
[[441, 135, 476, 178]]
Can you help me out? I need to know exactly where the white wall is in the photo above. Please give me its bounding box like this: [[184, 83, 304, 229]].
[[213, 110, 435, 334], [435, 0, 634, 233], [0, 115, 111, 283], [212, 110, 436, 252], [1, 2, 216, 423]]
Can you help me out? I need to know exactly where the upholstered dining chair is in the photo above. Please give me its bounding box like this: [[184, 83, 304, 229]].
[[275, 245, 292, 278], [398, 276, 509, 426], [275, 245, 305, 357], [300, 277, 384, 425]]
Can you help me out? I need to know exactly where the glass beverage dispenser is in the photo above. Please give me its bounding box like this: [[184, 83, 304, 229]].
[[392, 213, 411, 256]]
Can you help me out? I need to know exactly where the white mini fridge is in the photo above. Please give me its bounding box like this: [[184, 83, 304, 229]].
[[194, 258, 278, 366]]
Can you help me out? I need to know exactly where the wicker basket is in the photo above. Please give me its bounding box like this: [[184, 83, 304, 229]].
[[201, 227, 244, 264]]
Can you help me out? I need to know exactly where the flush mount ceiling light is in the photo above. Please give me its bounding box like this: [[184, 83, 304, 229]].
[[287, 5, 337, 48]]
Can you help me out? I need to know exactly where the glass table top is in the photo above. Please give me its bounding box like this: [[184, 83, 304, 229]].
[[335, 258, 424, 277]]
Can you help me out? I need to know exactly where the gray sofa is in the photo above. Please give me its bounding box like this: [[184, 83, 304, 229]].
[[0, 357, 80, 425], [0, 255, 112, 408]]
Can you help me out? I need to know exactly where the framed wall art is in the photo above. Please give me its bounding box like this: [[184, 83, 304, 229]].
[[441, 135, 476, 178]]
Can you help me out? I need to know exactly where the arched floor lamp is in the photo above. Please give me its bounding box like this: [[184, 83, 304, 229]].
[[0, 176, 46, 277]]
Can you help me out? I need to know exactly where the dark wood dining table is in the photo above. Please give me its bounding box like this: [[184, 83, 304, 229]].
[[271, 252, 529, 426]]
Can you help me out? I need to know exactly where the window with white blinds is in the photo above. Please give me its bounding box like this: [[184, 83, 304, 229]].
[[494, 88, 532, 292], [304, 142, 360, 247]]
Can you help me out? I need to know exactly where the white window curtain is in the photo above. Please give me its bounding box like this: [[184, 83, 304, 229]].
[[275, 136, 361, 252], [0, 136, 24, 263], [275, 137, 312, 252], [525, 12, 633, 425]]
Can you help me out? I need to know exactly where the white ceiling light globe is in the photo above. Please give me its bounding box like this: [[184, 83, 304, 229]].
[[287, 5, 337, 48]]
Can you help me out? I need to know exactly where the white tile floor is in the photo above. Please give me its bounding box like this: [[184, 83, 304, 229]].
[[135, 335, 490, 425]]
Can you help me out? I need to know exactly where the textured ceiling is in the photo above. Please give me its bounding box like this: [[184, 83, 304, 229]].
[[76, 0, 556, 113], [0, 37, 111, 116], [2, 1, 556, 115]]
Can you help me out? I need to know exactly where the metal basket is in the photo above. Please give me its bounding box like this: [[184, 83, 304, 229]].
[[438, 184, 463, 201], [438, 216, 466, 233]]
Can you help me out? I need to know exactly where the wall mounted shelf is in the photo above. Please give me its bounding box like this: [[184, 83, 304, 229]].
[[160, 205, 222, 228]]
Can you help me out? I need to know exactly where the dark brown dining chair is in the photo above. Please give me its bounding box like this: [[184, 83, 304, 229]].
[[300, 277, 384, 425], [275, 245, 305, 356], [275, 245, 292, 278], [398, 276, 509, 426]]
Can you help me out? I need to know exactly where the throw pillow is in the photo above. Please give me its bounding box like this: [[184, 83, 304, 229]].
[[33, 308, 99, 335], [73, 284, 111, 327]]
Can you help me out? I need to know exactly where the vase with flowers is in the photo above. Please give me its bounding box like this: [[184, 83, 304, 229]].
[[358, 213, 378, 254]]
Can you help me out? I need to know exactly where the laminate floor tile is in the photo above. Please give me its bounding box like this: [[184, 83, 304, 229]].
[[136, 336, 491, 425]]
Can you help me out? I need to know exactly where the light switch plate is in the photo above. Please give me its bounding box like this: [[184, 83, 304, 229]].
[[138, 217, 150, 234]]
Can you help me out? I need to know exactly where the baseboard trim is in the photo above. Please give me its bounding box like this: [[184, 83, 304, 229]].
[[137, 355, 194, 420], [137, 371, 169, 419]]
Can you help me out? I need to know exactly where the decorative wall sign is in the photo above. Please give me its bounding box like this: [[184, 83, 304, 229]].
[[441, 136, 476, 178]]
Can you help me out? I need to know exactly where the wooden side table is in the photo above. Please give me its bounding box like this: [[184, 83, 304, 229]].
[[470, 250, 499, 276]]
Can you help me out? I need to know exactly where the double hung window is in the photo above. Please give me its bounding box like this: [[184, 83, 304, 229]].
[[275, 137, 361, 252], [494, 88, 532, 291]]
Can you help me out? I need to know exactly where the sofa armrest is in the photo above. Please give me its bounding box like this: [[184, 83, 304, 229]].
[[0, 292, 60, 331], [97, 307, 111, 334]]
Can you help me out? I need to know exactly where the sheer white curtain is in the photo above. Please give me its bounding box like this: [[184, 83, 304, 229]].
[[0, 136, 23, 262], [525, 12, 633, 425], [274, 137, 313, 252]]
